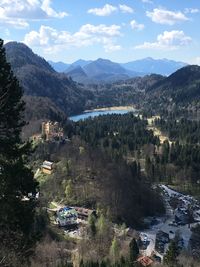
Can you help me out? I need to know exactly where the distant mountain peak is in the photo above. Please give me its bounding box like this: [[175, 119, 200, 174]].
[[48, 56, 188, 83], [144, 57, 154, 61], [48, 60, 70, 72], [67, 65, 87, 75], [71, 59, 92, 68], [121, 58, 187, 76], [66, 65, 89, 83], [96, 58, 111, 62]]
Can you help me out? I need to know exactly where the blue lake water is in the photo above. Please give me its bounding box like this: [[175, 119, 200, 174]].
[[69, 108, 137, 122]]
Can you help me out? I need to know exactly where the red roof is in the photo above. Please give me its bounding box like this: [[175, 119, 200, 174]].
[[137, 256, 153, 266]]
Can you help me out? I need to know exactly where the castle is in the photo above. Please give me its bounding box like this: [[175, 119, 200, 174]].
[[42, 121, 64, 141]]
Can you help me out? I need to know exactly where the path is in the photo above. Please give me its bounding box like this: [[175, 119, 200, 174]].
[[147, 116, 171, 144]]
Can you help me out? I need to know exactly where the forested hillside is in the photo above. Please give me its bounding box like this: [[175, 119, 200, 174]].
[[82, 74, 164, 109], [146, 117, 200, 195], [33, 113, 164, 227], [5, 42, 93, 118], [143, 65, 200, 116], [35, 136, 164, 227], [2, 38, 200, 267]]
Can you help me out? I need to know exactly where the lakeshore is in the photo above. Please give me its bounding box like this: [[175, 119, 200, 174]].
[[69, 106, 137, 122], [84, 105, 136, 113]]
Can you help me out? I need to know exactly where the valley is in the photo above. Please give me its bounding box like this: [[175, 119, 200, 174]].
[[28, 109, 200, 266], [1, 38, 200, 267]]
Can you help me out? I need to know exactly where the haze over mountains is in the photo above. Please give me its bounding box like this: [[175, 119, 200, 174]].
[[121, 58, 187, 76], [49, 57, 187, 83]]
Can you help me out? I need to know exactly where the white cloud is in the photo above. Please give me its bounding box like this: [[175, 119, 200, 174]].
[[4, 39, 13, 44], [184, 8, 199, 14], [195, 57, 200, 65], [135, 30, 192, 50], [24, 24, 122, 53], [146, 8, 189, 25], [119, 4, 134, 14], [88, 4, 117, 16], [0, 18, 29, 28], [104, 43, 121, 52], [190, 57, 200, 65], [0, 0, 68, 28], [88, 4, 134, 16], [130, 20, 144, 31], [41, 0, 67, 18], [4, 29, 10, 36]]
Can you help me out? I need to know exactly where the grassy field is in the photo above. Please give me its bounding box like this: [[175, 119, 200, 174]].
[[147, 116, 171, 144]]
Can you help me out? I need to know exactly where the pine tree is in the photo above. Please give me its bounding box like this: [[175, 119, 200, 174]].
[[129, 238, 139, 263], [109, 237, 120, 263], [88, 213, 96, 237], [97, 214, 106, 236], [164, 240, 179, 267], [0, 39, 38, 265]]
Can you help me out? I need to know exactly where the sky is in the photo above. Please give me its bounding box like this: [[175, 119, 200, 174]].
[[1, 0, 200, 64]]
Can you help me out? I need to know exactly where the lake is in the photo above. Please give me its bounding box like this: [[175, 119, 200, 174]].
[[69, 108, 137, 122]]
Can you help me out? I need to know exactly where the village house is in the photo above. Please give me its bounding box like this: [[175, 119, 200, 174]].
[[41, 160, 54, 175], [137, 256, 153, 267], [155, 230, 169, 254], [56, 207, 78, 227], [174, 207, 190, 225], [42, 121, 64, 141]]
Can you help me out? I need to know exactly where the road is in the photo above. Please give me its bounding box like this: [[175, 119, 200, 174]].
[[139, 185, 200, 259]]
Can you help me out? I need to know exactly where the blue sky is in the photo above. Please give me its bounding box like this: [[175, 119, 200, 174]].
[[1, 0, 200, 64]]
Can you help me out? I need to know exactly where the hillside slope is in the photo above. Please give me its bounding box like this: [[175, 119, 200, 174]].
[[148, 65, 200, 103], [142, 65, 200, 116], [5, 42, 92, 117], [66, 66, 90, 84]]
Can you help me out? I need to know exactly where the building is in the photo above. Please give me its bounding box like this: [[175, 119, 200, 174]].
[[155, 231, 169, 254], [156, 231, 169, 243], [74, 207, 96, 220], [42, 121, 64, 141], [174, 207, 190, 225], [137, 256, 153, 267], [41, 160, 54, 175], [56, 207, 78, 227]]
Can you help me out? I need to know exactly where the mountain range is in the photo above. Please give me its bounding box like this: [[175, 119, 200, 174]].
[[4, 41, 200, 128], [49, 57, 187, 84], [121, 57, 187, 76]]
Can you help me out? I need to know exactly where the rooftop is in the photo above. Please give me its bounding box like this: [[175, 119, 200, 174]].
[[57, 207, 77, 220], [137, 256, 153, 267], [43, 160, 53, 166]]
